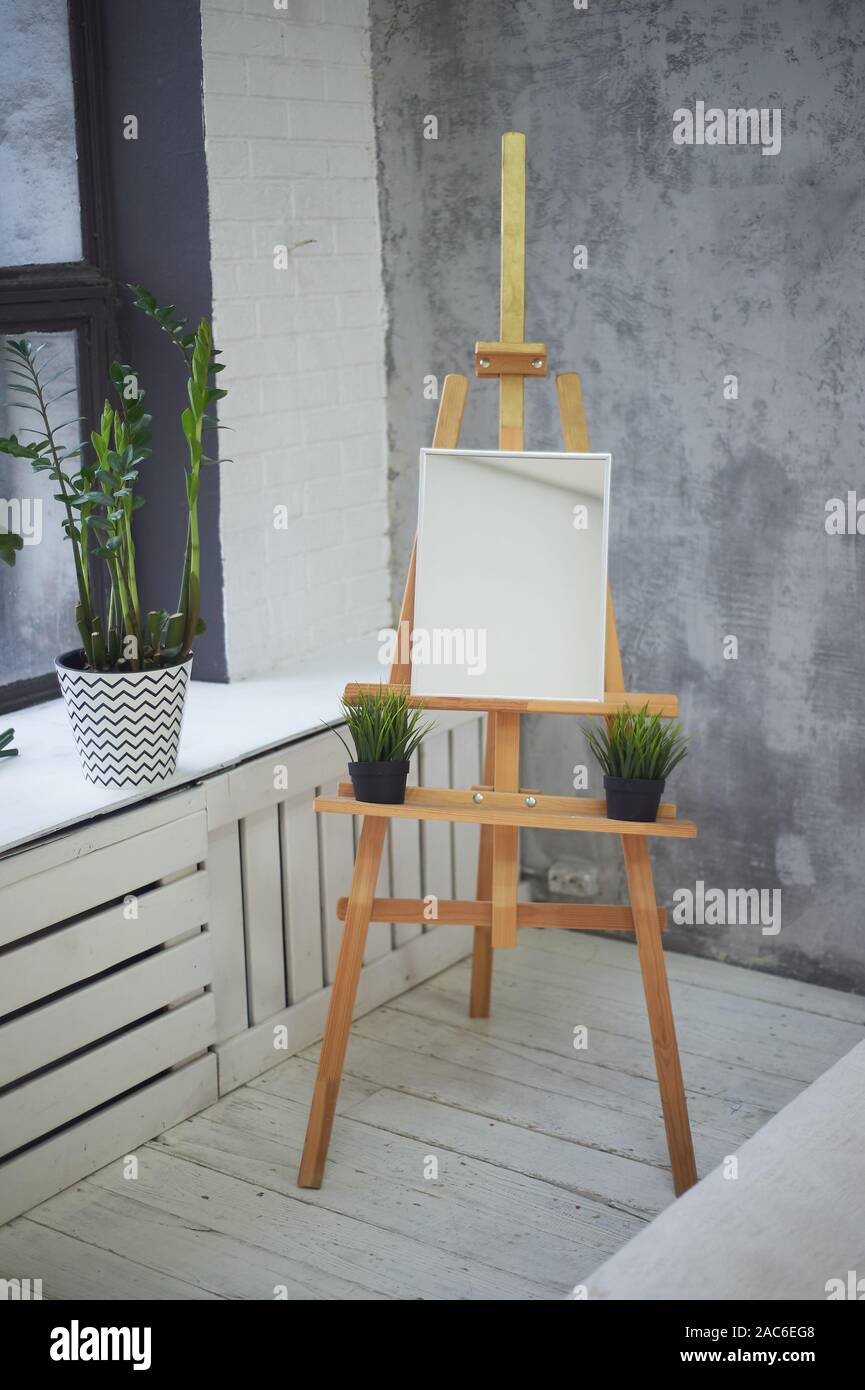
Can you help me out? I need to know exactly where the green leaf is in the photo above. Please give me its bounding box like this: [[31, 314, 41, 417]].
[[580, 706, 691, 783], [71, 491, 109, 507], [333, 685, 434, 763], [0, 531, 24, 567], [0, 726, 18, 758], [0, 435, 42, 460]]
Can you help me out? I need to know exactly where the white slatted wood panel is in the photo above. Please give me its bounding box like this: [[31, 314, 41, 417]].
[[367, 808, 394, 963], [280, 793, 324, 1003], [0, 810, 207, 949], [0, 788, 204, 889], [0, 995, 215, 1158], [419, 730, 454, 927], [0, 873, 208, 1017], [0, 932, 213, 1090], [205, 821, 248, 1043], [391, 753, 423, 946], [317, 777, 356, 983], [0, 1057, 217, 1229], [451, 719, 483, 898], [210, 732, 345, 828], [239, 805, 286, 1023]]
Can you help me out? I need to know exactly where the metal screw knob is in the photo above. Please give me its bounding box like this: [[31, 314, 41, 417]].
[[478, 357, 490, 369], [473, 791, 484, 803], [525, 795, 537, 807], [531, 358, 544, 369]]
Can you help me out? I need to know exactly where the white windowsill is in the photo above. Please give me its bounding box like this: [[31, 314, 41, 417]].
[[0, 642, 384, 859]]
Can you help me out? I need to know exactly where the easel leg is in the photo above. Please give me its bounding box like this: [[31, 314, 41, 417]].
[[622, 835, 698, 1196], [298, 816, 387, 1188], [469, 717, 495, 1017], [490, 711, 521, 949]]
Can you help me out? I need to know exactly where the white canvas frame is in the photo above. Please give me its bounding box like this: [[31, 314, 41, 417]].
[[411, 447, 612, 703]]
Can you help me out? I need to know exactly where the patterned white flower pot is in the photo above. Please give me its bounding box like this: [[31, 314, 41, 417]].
[[55, 651, 193, 788]]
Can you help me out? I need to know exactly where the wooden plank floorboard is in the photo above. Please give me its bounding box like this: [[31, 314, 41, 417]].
[[389, 982, 811, 1114], [33, 1141, 559, 1301], [433, 957, 863, 1082], [496, 934, 865, 1055], [529, 928, 865, 1024], [155, 1075, 643, 1290], [0, 1215, 222, 1301], [315, 1019, 774, 1165], [401, 972, 858, 1097], [347, 1005, 776, 1145], [4, 929, 862, 1300], [339, 1087, 674, 1217], [24, 1180, 389, 1302]]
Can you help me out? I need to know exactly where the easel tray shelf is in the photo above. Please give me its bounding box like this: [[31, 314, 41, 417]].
[[314, 783, 697, 839]]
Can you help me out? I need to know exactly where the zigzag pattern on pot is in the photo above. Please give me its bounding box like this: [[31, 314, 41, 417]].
[[57, 664, 191, 788], [76, 763, 182, 789], [59, 690, 187, 719], [67, 723, 184, 754]]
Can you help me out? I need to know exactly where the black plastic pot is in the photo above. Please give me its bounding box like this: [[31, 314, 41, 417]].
[[603, 775, 665, 823], [349, 759, 411, 804]]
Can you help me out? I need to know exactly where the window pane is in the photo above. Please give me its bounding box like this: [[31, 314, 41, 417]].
[[0, 0, 82, 267], [0, 332, 82, 684]]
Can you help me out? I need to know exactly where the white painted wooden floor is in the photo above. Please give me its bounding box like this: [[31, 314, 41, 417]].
[[3, 928, 864, 1301]]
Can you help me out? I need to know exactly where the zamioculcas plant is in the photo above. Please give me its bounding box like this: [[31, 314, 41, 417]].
[[1, 534, 23, 755], [129, 285, 227, 662], [581, 704, 690, 822], [0, 288, 229, 787], [0, 528, 23, 567], [0, 295, 225, 670], [329, 685, 434, 804]]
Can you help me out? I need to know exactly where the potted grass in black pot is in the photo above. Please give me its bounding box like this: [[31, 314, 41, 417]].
[[330, 686, 434, 804], [582, 705, 690, 823]]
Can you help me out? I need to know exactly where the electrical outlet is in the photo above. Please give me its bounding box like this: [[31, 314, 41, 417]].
[[547, 859, 599, 899]]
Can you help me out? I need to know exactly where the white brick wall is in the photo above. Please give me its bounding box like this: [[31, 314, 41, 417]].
[[201, 0, 391, 678]]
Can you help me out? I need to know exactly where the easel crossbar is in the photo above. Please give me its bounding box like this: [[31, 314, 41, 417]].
[[336, 897, 667, 932], [342, 684, 680, 717]]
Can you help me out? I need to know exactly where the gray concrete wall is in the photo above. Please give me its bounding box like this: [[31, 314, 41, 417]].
[[369, 0, 865, 990]]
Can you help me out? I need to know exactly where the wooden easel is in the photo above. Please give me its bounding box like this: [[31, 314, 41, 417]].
[[299, 133, 699, 1197]]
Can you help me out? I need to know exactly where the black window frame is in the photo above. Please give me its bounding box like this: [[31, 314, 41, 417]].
[[0, 0, 118, 716]]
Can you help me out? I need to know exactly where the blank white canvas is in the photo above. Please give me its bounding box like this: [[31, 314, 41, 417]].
[[411, 448, 611, 702]]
